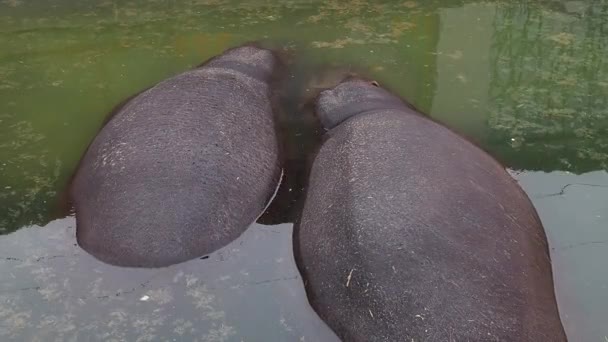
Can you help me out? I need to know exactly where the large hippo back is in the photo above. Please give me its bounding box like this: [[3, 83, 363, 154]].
[[71, 45, 281, 267], [295, 78, 567, 341]]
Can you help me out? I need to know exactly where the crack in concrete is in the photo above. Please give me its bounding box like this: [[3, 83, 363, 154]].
[[1, 253, 81, 263], [1, 273, 301, 301], [553, 240, 608, 251], [535, 183, 608, 198]]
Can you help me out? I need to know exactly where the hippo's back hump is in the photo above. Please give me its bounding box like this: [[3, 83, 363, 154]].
[[72, 67, 279, 261], [299, 109, 564, 341]]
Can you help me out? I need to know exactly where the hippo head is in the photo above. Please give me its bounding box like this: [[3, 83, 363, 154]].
[[315, 76, 409, 130], [204, 44, 281, 82]]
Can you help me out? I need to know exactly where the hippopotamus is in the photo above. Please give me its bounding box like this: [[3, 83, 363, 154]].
[[294, 77, 567, 341], [71, 44, 283, 267]]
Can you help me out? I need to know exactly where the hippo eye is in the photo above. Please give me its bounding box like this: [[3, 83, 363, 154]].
[[370, 81, 380, 87]]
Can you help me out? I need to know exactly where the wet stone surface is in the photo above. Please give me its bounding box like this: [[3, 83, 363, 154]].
[[0, 220, 338, 341]]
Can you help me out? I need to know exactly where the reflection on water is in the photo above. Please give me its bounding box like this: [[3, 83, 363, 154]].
[[487, 1, 608, 172], [2, 0, 607, 233], [0, 0, 607, 341]]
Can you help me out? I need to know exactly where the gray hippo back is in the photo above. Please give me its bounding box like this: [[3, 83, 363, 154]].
[[295, 78, 567, 341], [71, 45, 282, 267]]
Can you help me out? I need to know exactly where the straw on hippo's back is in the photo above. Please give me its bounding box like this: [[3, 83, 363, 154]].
[[294, 77, 567, 341], [70, 44, 282, 268]]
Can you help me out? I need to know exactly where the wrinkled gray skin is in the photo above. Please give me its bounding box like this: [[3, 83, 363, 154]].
[[295, 78, 567, 341], [71, 45, 281, 268]]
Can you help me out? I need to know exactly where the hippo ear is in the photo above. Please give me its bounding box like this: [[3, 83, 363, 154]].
[[370, 81, 380, 87]]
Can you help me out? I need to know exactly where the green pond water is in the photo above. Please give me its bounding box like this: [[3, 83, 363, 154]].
[[0, 0, 607, 341]]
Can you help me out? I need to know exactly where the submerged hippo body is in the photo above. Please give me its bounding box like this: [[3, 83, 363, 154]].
[[71, 45, 282, 267], [295, 78, 567, 341]]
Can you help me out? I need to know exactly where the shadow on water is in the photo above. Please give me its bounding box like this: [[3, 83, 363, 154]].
[[258, 51, 385, 225], [0, 0, 608, 341]]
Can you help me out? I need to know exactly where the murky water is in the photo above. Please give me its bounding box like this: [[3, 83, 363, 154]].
[[1, 0, 607, 341]]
